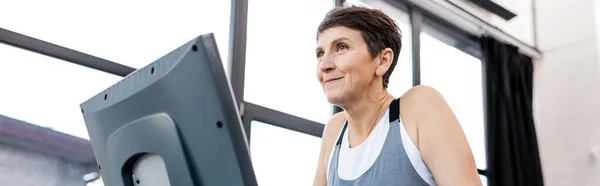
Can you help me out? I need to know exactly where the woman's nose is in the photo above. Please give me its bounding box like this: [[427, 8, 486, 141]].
[[319, 55, 335, 73]]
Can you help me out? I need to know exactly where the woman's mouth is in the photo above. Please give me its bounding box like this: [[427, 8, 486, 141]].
[[325, 77, 343, 84]]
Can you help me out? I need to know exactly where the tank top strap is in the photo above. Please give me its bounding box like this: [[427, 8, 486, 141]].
[[336, 97, 400, 145], [335, 121, 348, 146], [389, 97, 401, 122]]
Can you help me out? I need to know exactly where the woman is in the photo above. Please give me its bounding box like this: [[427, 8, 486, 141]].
[[312, 6, 482, 186]]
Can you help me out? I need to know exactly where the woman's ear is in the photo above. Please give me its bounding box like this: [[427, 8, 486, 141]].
[[375, 48, 394, 77]]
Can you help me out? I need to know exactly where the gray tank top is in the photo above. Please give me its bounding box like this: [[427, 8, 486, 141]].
[[327, 98, 433, 186]]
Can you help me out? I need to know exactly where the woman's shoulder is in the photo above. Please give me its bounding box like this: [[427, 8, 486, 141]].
[[398, 85, 447, 149], [399, 85, 446, 117], [318, 112, 347, 173], [322, 111, 347, 144], [401, 85, 444, 104]]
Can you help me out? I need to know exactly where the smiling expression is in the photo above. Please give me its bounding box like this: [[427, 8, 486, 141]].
[[316, 26, 386, 104]]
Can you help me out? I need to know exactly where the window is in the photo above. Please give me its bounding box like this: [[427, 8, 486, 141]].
[[250, 121, 321, 186], [419, 33, 487, 170], [244, 0, 334, 124], [383, 10, 413, 98], [0, 0, 231, 70], [0, 43, 122, 139]]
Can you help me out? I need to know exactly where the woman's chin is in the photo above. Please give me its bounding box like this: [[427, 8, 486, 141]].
[[326, 92, 344, 105]]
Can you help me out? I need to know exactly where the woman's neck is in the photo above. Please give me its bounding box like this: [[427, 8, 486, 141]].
[[342, 91, 395, 148]]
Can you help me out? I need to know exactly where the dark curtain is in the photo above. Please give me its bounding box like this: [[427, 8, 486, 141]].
[[480, 36, 544, 186]]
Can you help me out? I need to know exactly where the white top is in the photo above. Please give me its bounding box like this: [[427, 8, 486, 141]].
[[326, 109, 436, 185]]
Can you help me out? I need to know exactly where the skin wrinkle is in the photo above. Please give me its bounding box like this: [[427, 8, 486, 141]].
[[313, 7, 481, 186], [316, 26, 395, 148]]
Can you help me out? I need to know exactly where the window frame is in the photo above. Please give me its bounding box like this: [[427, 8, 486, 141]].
[[0, 0, 541, 184]]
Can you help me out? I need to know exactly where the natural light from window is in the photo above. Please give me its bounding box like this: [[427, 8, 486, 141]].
[[420, 32, 487, 171], [0, 0, 232, 140], [0, 0, 488, 185]]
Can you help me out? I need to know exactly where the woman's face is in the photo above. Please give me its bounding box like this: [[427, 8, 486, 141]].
[[316, 26, 382, 105]]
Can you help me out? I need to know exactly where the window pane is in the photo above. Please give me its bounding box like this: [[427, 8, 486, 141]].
[[244, 0, 333, 124], [351, 0, 413, 97], [0, 43, 122, 139], [420, 33, 487, 170], [250, 121, 321, 186], [388, 20, 413, 98], [0, 0, 231, 70]]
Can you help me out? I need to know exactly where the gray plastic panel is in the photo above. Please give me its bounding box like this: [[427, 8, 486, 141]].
[[80, 34, 256, 186], [106, 113, 193, 185]]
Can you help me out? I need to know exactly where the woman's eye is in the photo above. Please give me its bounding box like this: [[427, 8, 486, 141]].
[[337, 44, 348, 51], [316, 51, 324, 58]]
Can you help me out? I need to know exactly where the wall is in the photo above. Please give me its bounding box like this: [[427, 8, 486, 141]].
[[532, 0, 600, 185], [0, 143, 95, 186], [596, 0, 600, 63]]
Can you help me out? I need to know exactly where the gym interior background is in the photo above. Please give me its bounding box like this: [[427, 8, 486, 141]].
[[0, 0, 598, 185]]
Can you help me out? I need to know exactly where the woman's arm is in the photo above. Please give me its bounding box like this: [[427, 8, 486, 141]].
[[313, 137, 328, 186], [404, 85, 482, 186], [313, 112, 346, 186]]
